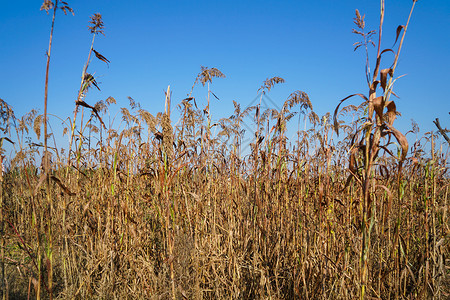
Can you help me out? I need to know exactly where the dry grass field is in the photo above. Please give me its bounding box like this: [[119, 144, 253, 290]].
[[0, 0, 448, 299]]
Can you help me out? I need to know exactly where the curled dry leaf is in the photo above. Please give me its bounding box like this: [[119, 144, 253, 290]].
[[50, 175, 76, 196], [373, 96, 384, 124], [380, 68, 392, 91], [387, 124, 408, 161], [385, 101, 397, 126], [373, 49, 395, 79], [349, 146, 358, 174], [76, 100, 106, 129], [83, 73, 100, 91], [92, 49, 110, 66], [394, 25, 406, 47], [333, 93, 368, 136]]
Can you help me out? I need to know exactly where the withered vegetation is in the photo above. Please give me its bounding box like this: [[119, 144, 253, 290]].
[[0, 0, 448, 299]]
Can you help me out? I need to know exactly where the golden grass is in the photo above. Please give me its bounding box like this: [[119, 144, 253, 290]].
[[0, 1, 449, 299], [1, 91, 448, 299]]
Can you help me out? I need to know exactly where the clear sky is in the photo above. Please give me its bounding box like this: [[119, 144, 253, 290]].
[[1, 0, 449, 156]]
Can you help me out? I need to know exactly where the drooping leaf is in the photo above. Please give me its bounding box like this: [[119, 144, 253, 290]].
[[387, 124, 408, 161], [433, 118, 450, 145], [154, 131, 163, 141], [76, 100, 106, 129], [182, 97, 198, 109], [83, 73, 100, 91], [373, 49, 395, 79], [76, 100, 94, 110], [92, 49, 110, 66], [210, 91, 220, 101], [385, 100, 397, 126], [51, 175, 76, 196], [333, 93, 368, 136], [394, 25, 405, 47], [377, 145, 395, 161], [373, 96, 384, 124], [349, 146, 359, 174], [379, 164, 390, 180], [0, 137, 14, 145], [380, 68, 391, 91]]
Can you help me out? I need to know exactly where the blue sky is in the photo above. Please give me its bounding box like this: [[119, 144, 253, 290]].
[[1, 0, 449, 156]]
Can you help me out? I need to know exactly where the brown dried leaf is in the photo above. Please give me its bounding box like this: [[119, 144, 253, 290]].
[[76, 100, 106, 129], [349, 147, 358, 174], [92, 49, 110, 66], [211, 91, 220, 101], [31, 277, 39, 293], [394, 25, 405, 47], [0, 137, 14, 145], [373, 96, 384, 123], [376, 184, 393, 202], [385, 100, 397, 126], [333, 93, 368, 136], [387, 125, 408, 161], [373, 49, 395, 79], [380, 68, 391, 91], [50, 175, 76, 196], [83, 73, 100, 91]]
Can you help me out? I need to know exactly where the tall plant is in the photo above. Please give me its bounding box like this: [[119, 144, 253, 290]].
[[40, 1, 73, 299], [67, 13, 108, 170], [333, 1, 417, 298]]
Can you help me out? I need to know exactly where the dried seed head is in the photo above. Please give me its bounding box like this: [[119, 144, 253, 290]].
[[353, 9, 365, 30], [162, 113, 173, 161], [105, 96, 116, 105], [198, 66, 225, 86], [94, 100, 107, 115], [258, 77, 285, 95], [139, 109, 156, 134], [34, 114, 44, 140], [40, 0, 54, 13], [0, 98, 15, 135], [89, 13, 105, 35]]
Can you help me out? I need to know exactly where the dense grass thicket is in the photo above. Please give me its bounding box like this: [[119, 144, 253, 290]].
[[1, 0, 448, 299]]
